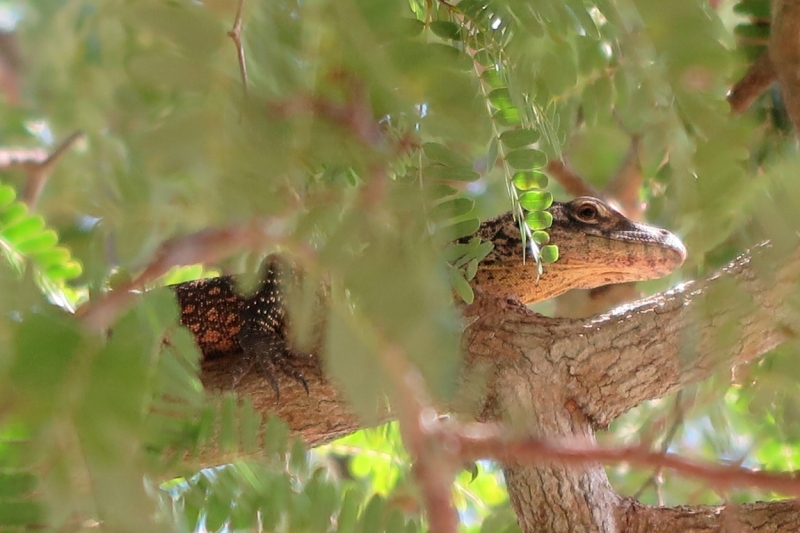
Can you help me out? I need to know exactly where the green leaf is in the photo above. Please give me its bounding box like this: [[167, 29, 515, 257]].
[[519, 191, 553, 211], [733, 23, 770, 40], [487, 88, 513, 109], [481, 68, 505, 88], [734, 0, 771, 19], [396, 18, 425, 37], [337, 489, 362, 533], [385, 509, 406, 533], [0, 501, 44, 527], [499, 128, 541, 149], [0, 472, 36, 498], [326, 301, 384, 421], [473, 49, 495, 67], [450, 266, 474, 303], [431, 197, 474, 221], [14, 230, 59, 254], [513, 171, 549, 190], [525, 210, 553, 230], [532, 230, 550, 245], [425, 165, 480, 182], [0, 202, 26, 226], [429, 183, 459, 198], [0, 214, 46, 243], [264, 415, 289, 460], [430, 20, 462, 40], [473, 240, 494, 262], [219, 394, 237, 452], [540, 244, 559, 263], [565, 2, 600, 40], [446, 218, 481, 240], [204, 491, 230, 532], [12, 311, 81, 420], [32, 247, 72, 269], [442, 242, 472, 263], [466, 257, 479, 280], [493, 108, 521, 127], [359, 494, 386, 533], [0, 184, 15, 207], [43, 261, 82, 282], [423, 142, 471, 168], [505, 149, 547, 170]]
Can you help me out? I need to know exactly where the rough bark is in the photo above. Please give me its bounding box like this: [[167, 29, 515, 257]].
[[458, 242, 800, 532], [618, 499, 800, 533], [197, 240, 800, 532]]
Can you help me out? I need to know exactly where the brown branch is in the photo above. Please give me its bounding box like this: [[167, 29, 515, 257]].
[[619, 499, 800, 533], [545, 159, 599, 198], [21, 131, 85, 207], [381, 345, 459, 533], [728, 50, 776, 114], [0, 132, 84, 207], [269, 79, 384, 148], [77, 217, 297, 333], [227, 0, 248, 96], [605, 135, 643, 219], [631, 391, 686, 502], [453, 424, 800, 498], [770, 0, 800, 132]]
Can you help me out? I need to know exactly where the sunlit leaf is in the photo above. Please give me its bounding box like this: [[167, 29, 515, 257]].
[[519, 190, 553, 211], [499, 128, 541, 149], [513, 170, 549, 190], [505, 149, 547, 170], [525, 210, 553, 230], [540, 244, 559, 263]]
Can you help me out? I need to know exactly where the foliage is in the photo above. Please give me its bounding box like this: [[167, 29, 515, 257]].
[[0, 0, 798, 530]]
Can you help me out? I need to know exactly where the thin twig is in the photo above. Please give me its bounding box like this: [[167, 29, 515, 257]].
[[728, 50, 776, 114], [454, 423, 800, 498], [379, 344, 459, 533], [227, 0, 248, 96], [632, 390, 685, 501], [605, 135, 643, 219], [21, 131, 85, 207]]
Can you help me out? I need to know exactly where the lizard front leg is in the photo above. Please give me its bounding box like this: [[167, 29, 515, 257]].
[[234, 333, 309, 400], [231, 258, 311, 400]]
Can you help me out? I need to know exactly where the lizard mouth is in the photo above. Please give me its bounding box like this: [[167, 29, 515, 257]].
[[553, 228, 687, 287], [604, 228, 687, 267]]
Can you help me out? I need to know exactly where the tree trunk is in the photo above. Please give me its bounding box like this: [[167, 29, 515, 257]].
[[197, 242, 800, 532]]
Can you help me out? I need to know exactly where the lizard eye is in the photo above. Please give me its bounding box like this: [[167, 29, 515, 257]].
[[575, 202, 599, 222]]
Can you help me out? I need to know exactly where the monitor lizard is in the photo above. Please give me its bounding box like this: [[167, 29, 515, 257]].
[[174, 196, 686, 398]]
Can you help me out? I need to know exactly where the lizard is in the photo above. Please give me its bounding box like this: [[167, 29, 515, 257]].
[[174, 196, 686, 398]]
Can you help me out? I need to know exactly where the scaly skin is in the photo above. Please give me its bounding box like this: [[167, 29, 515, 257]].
[[174, 196, 686, 394], [468, 196, 686, 304]]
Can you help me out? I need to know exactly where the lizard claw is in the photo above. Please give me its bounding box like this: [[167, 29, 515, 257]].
[[293, 372, 309, 395], [236, 334, 310, 401]]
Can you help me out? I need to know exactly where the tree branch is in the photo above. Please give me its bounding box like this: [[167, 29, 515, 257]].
[[728, 50, 776, 113], [186, 229, 800, 531], [770, 0, 800, 132]]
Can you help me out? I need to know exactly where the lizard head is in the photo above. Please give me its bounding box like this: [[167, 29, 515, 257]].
[[469, 196, 687, 304]]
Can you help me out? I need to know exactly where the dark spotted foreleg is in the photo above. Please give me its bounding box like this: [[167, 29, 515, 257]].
[[234, 333, 310, 401]]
